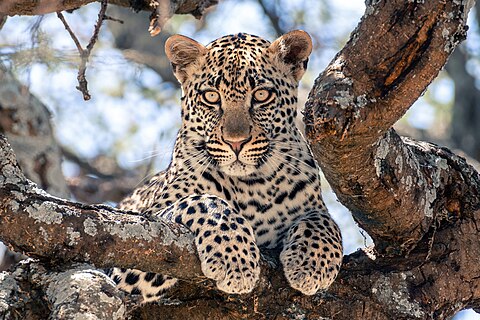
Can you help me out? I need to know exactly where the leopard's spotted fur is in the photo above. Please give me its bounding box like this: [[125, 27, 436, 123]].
[[109, 31, 343, 301]]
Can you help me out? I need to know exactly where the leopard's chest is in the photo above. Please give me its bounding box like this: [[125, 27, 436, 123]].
[[236, 182, 321, 247], [187, 167, 322, 248], [155, 147, 324, 248]]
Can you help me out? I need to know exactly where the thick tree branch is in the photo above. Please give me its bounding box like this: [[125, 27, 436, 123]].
[[46, 264, 126, 319], [0, 0, 217, 17], [0, 135, 201, 279], [304, 0, 476, 252], [0, 259, 128, 319]]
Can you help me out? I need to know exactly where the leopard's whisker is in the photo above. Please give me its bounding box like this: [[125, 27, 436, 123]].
[[269, 152, 318, 185]]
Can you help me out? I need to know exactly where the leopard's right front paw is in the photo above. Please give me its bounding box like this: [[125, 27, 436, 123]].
[[165, 195, 261, 294], [280, 212, 343, 295], [195, 216, 260, 294]]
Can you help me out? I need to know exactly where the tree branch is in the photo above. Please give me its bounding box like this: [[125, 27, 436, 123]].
[[46, 264, 126, 319], [0, 0, 217, 17], [0, 135, 201, 279], [57, 0, 108, 100], [304, 0, 476, 252]]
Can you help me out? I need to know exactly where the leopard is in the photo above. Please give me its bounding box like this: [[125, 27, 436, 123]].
[[108, 30, 343, 302]]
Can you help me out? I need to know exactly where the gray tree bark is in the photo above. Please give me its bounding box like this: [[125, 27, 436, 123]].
[[0, 0, 217, 18], [1, 0, 479, 319]]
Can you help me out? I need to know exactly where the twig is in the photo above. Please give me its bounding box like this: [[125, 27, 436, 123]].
[[56, 0, 108, 101], [56, 12, 83, 53], [86, 1, 108, 53], [103, 15, 124, 24], [148, 0, 174, 37]]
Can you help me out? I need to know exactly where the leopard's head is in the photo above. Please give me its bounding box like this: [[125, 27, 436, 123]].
[[165, 31, 312, 177]]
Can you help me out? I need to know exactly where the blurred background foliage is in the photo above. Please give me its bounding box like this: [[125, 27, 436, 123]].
[[0, 1, 479, 318]]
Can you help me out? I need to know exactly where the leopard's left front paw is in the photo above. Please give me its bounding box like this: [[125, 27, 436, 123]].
[[280, 216, 342, 295]]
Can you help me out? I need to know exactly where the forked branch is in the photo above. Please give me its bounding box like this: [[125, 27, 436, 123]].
[[57, 0, 108, 100]]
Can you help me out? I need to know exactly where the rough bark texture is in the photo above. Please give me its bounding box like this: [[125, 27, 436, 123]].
[[0, 0, 216, 17], [304, 0, 475, 253], [1, 0, 479, 319], [1, 260, 127, 319], [0, 136, 201, 278]]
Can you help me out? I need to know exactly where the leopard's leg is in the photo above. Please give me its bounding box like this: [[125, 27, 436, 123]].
[[109, 194, 260, 300], [280, 210, 343, 295], [157, 194, 260, 294]]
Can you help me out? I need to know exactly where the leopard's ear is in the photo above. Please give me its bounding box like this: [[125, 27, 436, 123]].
[[165, 35, 207, 83], [268, 30, 312, 81]]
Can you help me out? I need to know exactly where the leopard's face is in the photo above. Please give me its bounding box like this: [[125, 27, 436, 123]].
[[166, 32, 312, 177]]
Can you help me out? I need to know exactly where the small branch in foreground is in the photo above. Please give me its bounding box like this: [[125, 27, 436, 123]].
[[56, 0, 108, 100]]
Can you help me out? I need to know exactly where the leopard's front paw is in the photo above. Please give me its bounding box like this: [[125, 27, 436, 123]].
[[280, 241, 340, 295], [280, 241, 323, 295], [280, 217, 342, 295], [195, 216, 260, 294]]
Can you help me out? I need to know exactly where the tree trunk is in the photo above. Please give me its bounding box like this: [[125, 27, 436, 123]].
[[1, 0, 479, 319]]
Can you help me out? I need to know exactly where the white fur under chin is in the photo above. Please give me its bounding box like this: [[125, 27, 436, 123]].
[[220, 161, 257, 177]]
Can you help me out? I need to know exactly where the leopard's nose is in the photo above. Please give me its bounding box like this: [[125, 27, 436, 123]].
[[224, 136, 252, 156]]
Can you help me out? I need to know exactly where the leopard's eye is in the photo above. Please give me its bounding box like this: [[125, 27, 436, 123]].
[[253, 89, 271, 103], [203, 91, 220, 104]]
